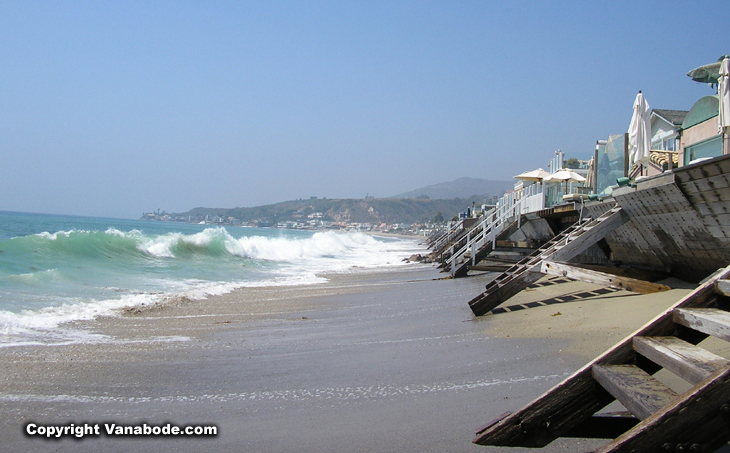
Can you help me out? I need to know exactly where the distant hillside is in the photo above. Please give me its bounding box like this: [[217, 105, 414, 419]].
[[160, 196, 488, 226], [391, 177, 513, 200]]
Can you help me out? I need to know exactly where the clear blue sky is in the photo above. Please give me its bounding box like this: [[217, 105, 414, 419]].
[[1, 1, 727, 218]]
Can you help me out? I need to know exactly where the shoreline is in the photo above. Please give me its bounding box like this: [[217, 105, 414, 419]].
[[1, 264, 724, 452]]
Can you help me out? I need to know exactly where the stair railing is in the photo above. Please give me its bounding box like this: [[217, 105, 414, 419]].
[[445, 185, 541, 274]]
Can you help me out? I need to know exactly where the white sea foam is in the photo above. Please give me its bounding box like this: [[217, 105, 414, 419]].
[[1, 223, 426, 347]]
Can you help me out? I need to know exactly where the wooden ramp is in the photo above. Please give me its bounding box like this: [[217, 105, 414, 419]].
[[472, 265, 730, 451], [468, 205, 628, 316]]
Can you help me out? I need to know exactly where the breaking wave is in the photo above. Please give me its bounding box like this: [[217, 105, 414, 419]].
[[0, 225, 422, 347]]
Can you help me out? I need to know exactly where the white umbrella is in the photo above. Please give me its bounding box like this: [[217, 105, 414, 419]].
[[543, 169, 586, 184], [719, 56, 730, 155], [544, 169, 586, 199], [628, 91, 652, 166], [514, 168, 550, 182]]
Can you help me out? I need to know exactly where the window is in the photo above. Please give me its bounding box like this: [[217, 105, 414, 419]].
[[652, 135, 677, 151], [684, 135, 722, 165]]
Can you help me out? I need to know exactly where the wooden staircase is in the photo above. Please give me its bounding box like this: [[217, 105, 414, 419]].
[[473, 265, 730, 451], [469, 205, 628, 316], [445, 217, 519, 278]]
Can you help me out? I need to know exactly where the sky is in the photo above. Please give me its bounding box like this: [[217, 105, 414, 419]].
[[1, 1, 728, 219]]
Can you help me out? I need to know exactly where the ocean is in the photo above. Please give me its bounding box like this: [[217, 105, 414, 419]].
[[0, 211, 423, 348]]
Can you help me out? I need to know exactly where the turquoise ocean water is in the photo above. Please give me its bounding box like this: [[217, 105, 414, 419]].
[[0, 211, 421, 347]]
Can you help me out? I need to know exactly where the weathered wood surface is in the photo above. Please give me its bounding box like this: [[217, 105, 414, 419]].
[[549, 207, 628, 263], [673, 308, 730, 342], [592, 365, 678, 420], [633, 336, 729, 385], [596, 365, 730, 453], [468, 271, 543, 316], [716, 279, 730, 297], [473, 265, 730, 447], [541, 261, 670, 294]]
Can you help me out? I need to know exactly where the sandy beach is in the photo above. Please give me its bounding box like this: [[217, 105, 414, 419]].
[[1, 264, 727, 452]]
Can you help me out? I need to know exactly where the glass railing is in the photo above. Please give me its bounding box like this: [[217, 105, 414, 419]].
[[596, 133, 627, 195]]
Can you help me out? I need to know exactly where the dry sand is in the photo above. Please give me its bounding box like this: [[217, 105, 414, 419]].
[[1, 265, 727, 452]]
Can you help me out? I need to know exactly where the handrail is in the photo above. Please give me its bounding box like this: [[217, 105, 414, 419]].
[[445, 195, 528, 269], [430, 220, 464, 251], [444, 183, 544, 271]]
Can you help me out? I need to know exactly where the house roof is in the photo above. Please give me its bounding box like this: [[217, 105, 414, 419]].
[[652, 109, 688, 127]]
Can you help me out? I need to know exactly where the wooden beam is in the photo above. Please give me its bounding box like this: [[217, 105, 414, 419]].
[[633, 336, 729, 385], [592, 365, 678, 420], [541, 261, 670, 294]]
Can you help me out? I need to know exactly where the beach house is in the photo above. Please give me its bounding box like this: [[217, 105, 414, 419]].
[[679, 94, 723, 166]]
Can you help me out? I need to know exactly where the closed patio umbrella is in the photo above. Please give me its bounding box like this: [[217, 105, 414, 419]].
[[628, 91, 651, 168], [719, 56, 730, 155], [585, 156, 595, 191]]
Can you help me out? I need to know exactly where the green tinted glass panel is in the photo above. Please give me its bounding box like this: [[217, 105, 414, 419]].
[[684, 136, 722, 165]]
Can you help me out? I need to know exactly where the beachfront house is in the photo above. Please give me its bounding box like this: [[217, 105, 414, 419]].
[[679, 94, 723, 166]]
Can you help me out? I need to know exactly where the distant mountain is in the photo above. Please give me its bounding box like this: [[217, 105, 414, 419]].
[[151, 197, 486, 226], [391, 177, 513, 200], [144, 178, 516, 227]]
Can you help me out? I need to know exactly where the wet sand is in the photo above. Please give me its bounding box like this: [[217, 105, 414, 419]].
[[0, 265, 722, 452]]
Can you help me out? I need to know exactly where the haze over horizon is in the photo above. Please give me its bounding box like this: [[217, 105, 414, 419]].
[[2, 1, 728, 219]]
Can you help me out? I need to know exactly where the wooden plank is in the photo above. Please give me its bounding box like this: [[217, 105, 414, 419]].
[[673, 308, 730, 342], [716, 279, 730, 297], [541, 261, 670, 294], [592, 365, 678, 420], [633, 336, 729, 385], [597, 365, 730, 453], [472, 265, 730, 447]]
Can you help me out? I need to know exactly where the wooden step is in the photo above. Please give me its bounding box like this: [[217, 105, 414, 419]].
[[633, 336, 730, 385], [716, 279, 730, 296], [673, 308, 730, 341], [592, 365, 678, 420]]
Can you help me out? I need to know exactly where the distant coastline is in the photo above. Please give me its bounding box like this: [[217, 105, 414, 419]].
[[141, 196, 495, 237]]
